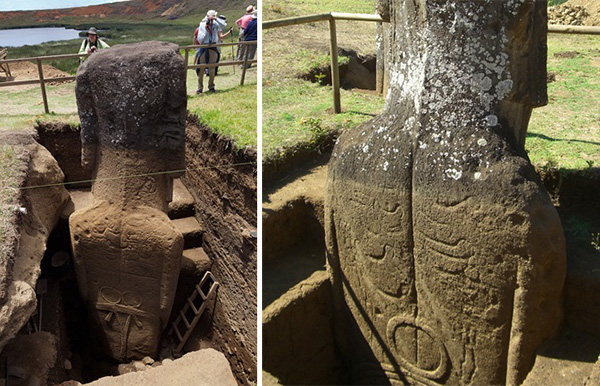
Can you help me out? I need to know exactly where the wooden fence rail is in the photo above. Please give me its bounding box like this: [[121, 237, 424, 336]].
[[0, 41, 257, 114], [264, 13, 600, 114]]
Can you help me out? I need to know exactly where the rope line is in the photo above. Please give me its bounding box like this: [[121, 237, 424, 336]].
[[19, 161, 256, 190]]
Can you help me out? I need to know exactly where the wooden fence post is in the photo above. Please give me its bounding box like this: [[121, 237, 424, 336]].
[[240, 42, 251, 86], [36, 58, 49, 114], [328, 17, 341, 114], [184, 48, 189, 69]]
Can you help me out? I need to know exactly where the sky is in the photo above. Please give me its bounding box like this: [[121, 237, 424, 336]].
[[0, 0, 130, 12]]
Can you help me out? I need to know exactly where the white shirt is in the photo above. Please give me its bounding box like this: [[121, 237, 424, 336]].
[[197, 18, 223, 44]]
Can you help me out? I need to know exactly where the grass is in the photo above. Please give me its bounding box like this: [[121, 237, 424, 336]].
[[262, 0, 600, 169], [263, 0, 380, 158], [263, 78, 383, 156], [0, 144, 25, 259], [186, 55, 258, 147], [527, 33, 600, 169]]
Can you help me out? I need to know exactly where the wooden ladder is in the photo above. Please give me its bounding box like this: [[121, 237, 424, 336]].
[[171, 271, 219, 352]]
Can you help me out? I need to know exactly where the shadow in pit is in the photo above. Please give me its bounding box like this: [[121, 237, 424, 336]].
[[536, 328, 600, 363], [38, 218, 118, 384], [333, 272, 411, 386], [263, 198, 327, 308]]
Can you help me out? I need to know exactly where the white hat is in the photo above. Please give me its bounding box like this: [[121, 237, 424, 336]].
[[251, 10, 257, 18], [246, 5, 254, 13], [207, 10, 217, 17]]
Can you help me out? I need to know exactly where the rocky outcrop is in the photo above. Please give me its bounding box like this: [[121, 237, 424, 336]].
[[0, 133, 69, 352], [326, 1, 566, 385]]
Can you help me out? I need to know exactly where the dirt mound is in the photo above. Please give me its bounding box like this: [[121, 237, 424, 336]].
[[2, 61, 72, 88], [549, 3, 590, 25], [568, 0, 600, 26]]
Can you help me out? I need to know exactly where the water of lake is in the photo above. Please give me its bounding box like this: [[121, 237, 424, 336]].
[[0, 27, 84, 48]]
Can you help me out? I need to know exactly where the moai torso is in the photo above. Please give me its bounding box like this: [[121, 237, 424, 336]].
[[325, 2, 566, 385], [70, 41, 187, 361]]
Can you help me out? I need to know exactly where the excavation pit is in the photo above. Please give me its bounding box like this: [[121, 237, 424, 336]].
[[262, 152, 600, 385], [300, 49, 378, 91], [0, 118, 257, 385]]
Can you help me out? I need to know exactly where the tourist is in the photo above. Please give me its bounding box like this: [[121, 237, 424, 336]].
[[78, 27, 109, 56], [195, 10, 232, 94], [215, 14, 229, 76], [235, 5, 255, 62], [243, 10, 258, 69]]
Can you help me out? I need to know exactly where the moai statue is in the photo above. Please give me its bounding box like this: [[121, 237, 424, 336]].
[[325, 1, 566, 385], [70, 41, 187, 361]]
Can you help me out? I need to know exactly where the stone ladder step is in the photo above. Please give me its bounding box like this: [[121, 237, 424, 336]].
[[182, 247, 212, 273], [172, 217, 204, 249], [62, 178, 195, 220], [169, 179, 195, 220]]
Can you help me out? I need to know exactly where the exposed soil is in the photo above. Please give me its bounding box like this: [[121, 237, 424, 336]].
[[300, 50, 377, 91], [568, 0, 600, 26], [34, 121, 91, 187], [0, 61, 73, 90], [263, 162, 328, 308], [554, 51, 580, 58], [183, 115, 257, 385], [549, 3, 590, 25], [262, 132, 336, 184]]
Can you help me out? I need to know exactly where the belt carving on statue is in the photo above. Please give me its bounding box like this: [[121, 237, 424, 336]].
[[96, 287, 153, 358]]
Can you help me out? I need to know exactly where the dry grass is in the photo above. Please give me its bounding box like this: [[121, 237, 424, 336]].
[[0, 143, 27, 262]]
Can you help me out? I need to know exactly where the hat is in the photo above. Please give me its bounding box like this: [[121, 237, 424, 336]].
[[87, 27, 98, 35], [207, 10, 217, 17], [246, 5, 254, 13], [218, 15, 227, 20], [251, 10, 257, 19]]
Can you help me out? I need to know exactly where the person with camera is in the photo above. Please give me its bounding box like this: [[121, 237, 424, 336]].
[[195, 10, 232, 94], [78, 27, 110, 56]]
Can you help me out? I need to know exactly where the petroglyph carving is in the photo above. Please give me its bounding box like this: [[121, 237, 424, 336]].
[[326, 1, 566, 385], [70, 42, 186, 361], [97, 288, 152, 359]]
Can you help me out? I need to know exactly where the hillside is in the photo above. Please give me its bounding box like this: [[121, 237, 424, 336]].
[[0, 0, 244, 26]]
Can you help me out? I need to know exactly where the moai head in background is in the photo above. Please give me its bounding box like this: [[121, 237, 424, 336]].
[[71, 41, 185, 361], [76, 41, 187, 211], [326, 1, 565, 385]]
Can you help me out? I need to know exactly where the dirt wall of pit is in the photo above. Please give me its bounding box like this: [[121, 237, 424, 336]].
[[263, 271, 340, 385], [182, 116, 257, 385]]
